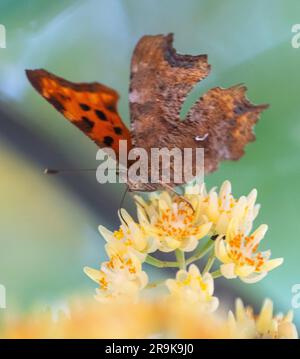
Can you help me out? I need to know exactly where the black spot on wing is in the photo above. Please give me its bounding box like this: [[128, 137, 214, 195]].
[[103, 136, 114, 146], [80, 103, 91, 111], [106, 104, 116, 112], [76, 116, 95, 132], [95, 109, 107, 121], [113, 127, 122, 135]]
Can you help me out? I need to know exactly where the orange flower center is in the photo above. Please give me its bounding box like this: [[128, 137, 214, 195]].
[[154, 202, 199, 240], [228, 234, 266, 271]]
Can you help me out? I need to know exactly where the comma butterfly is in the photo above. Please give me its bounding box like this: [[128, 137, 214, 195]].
[[26, 33, 268, 192]]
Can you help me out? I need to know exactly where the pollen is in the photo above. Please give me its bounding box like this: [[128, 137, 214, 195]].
[[113, 228, 124, 240], [99, 277, 108, 290], [153, 202, 196, 242]]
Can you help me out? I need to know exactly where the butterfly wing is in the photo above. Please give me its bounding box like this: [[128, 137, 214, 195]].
[[129, 34, 268, 176], [26, 69, 132, 156], [129, 33, 211, 152], [169, 85, 268, 173], [183, 85, 268, 173]]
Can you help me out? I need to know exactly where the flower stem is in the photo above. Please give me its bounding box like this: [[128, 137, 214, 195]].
[[145, 255, 178, 268], [186, 239, 214, 265], [211, 269, 222, 279], [203, 249, 215, 274], [175, 249, 186, 270]]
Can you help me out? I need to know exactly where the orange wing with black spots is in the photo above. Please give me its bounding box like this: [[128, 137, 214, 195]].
[[26, 69, 132, 156]]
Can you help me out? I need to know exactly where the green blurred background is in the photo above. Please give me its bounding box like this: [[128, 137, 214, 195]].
[[0, 0, 299, 326]]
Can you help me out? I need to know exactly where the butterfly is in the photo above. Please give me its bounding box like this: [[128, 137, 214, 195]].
[[26, 33, 268, 192]]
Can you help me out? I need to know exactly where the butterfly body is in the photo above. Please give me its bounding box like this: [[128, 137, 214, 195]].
[[26, 33, 268, 192]]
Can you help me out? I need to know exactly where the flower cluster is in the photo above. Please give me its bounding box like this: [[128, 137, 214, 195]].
[[227, 298, 298, 339], [84, 209, 151, 302], [1, 297, 296, 339], [82, 180, 295, 338], [136, 191, 211, 252], [166, 264, 219, 313]]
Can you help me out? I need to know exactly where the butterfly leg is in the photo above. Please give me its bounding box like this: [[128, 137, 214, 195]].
[[118, 185, 130, 226], [158, 182, 195, 213]]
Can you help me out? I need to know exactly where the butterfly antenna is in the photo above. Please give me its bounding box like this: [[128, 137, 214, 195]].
[[133, 196, 146, 212], [118, 186, 130, 226], [160, 182, 195, 213], [44, 168, 96, 175], [44, 168, 125, 175]]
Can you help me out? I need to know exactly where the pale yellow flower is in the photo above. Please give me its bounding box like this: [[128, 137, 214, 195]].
[[227, 298, 298, 339], [2, 297, 297, 339], [165, 264, 219, 312], [99, 209, 158, 262], [0, 297, 230, 339], [84, 248, 148, 302], [185, 180, 260, 237], [215, 221, 283, 283], [135, 192, 212, 252]]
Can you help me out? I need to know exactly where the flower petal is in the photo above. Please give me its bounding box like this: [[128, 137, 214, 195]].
[[83, 266, 102, 283], [98, 225, 114, 242], [235, 265, 255, 277], [215, 236, 231, 263], [256, 299, 274, 334], [260, 258, 284, 272], [220, 263, 237, 279], [240, 271, 267, 284]]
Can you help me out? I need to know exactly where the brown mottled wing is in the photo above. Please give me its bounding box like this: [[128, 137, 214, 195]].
[[129, 33, 268, 177], [169, 84, 269, 173], [26, 69, 132, 156], [129, 33, 211, 151]]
